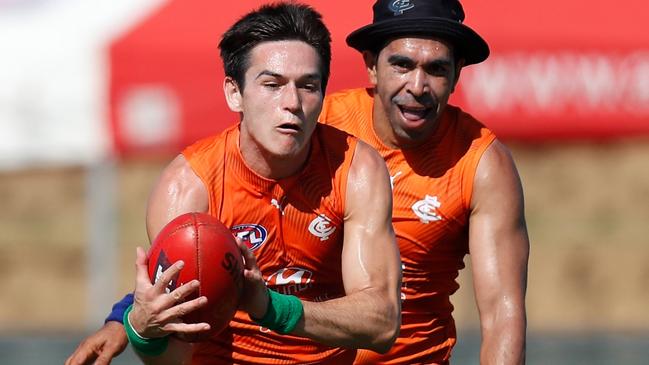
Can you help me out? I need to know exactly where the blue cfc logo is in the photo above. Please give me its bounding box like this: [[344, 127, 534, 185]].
[[230, 224, 268, 251]]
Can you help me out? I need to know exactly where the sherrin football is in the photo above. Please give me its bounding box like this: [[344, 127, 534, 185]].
[[147, 212, 244, 338]]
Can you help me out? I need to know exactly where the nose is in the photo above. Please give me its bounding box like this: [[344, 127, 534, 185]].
[[407, 68, 428, 96], [281, 83, 301, 113]]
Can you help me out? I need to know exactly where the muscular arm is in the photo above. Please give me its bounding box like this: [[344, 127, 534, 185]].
[[469, 140, 529, 365], [65, 155, 208, 365], [145, 154, 209, 240], [131, 154, 210, 364], [291, 141, 402, 353]]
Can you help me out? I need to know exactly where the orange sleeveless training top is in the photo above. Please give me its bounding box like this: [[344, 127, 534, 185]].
[[319, 88, 496, 364], [182, 123, 359, 364]]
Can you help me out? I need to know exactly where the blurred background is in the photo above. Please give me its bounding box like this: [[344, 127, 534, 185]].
[[1, 0, 648, 364]]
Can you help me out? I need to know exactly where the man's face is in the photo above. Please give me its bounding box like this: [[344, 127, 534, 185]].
[[231, 40, 323, 160], [368, 37, 461, 148]]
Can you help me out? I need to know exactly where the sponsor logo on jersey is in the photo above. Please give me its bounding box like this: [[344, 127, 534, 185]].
[[152, 250, 179, 293], [389, 0, 415, 15], [308, 214, 336, 241], [411, 195, 443, 223], [266, 267, 313, 295], [230, 224, 267, 251]]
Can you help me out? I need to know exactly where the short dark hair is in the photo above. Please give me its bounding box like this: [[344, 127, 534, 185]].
[[218, 2, 332, 93]]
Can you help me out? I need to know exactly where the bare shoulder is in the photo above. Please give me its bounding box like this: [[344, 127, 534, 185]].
[[349, 140, 389, 179], [472, 139, 524, 210], [147, 154, 208, 239], [155, 154, 208, 204], [345, 140, 392, 219], [161, 154, 198, 180], [475, 140, 521, 188]]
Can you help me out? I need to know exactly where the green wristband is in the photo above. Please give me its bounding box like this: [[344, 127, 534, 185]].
[[123, 304, 169, 356], [253, 289, 304, 334]]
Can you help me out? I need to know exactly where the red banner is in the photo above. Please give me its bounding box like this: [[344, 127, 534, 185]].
[[109, 0, 649, 155]]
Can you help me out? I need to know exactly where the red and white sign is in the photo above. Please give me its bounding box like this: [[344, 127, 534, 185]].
[[108, 0, 649, 156], [451, 0, 649, 140]]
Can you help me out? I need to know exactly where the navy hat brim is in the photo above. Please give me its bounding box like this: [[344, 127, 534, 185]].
[[346, 17, 489, 65]]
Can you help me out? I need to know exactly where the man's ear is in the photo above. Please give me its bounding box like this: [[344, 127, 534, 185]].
[[224, 76, 243, 112], [451, 59, 465, 93], [362, 50, 378, 86]]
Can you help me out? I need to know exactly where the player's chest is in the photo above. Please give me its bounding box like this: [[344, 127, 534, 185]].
[[387, 166, 468, 240], [218, 188, 344, 265]]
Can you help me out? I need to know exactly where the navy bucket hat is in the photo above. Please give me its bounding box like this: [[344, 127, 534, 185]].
[[346, 0, 489, 65]]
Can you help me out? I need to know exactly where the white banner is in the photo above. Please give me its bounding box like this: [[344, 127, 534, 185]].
[[0, 0, 165, 170]]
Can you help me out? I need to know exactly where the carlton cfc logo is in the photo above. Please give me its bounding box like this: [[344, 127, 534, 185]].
[[389, 0, 415, 15], [411, 195, 443, 223], [230, 224, 267, 251], [308, 214, 336, 241], [266, 267, 313, 295]]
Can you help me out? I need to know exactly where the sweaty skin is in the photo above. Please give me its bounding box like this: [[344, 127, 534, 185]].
[[320, 36, 528, 364], [469, 140, 528, 365], [369, 37, 527, 364], [68, 40, 400, 365]]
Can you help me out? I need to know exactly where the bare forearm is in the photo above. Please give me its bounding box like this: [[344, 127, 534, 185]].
[[292, 288, 399, 353], [480, 309, 526, 365]]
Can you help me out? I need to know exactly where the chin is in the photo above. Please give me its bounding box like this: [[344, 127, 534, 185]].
[[271, 143, 305, 159], [395, 123, 433, 142]]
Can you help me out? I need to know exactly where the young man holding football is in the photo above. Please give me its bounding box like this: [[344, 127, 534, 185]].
[[67, 3, 400, 365]]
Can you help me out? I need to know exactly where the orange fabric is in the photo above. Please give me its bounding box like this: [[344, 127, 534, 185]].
[[182, 123, 358, 364], [319, 88, 496, 364]]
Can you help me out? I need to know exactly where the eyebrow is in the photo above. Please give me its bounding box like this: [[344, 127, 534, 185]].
[[387, 55, 414, 65], [256, 70, 281, 79], [387, 54, 453, 68], [255, 70, 321, 81]]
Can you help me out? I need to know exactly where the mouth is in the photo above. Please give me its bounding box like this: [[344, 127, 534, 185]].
[[397, 105, 432, 123], [276, 122, 302, 134]]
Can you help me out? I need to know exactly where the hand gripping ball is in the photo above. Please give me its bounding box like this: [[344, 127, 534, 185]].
[[147, 212, 244, 338]]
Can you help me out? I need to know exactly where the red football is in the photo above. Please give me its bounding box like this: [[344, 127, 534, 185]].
[[147, 212, 244, 338]]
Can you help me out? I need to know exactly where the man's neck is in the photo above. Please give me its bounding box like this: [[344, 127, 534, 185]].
[[238, 135, 310, 181]]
